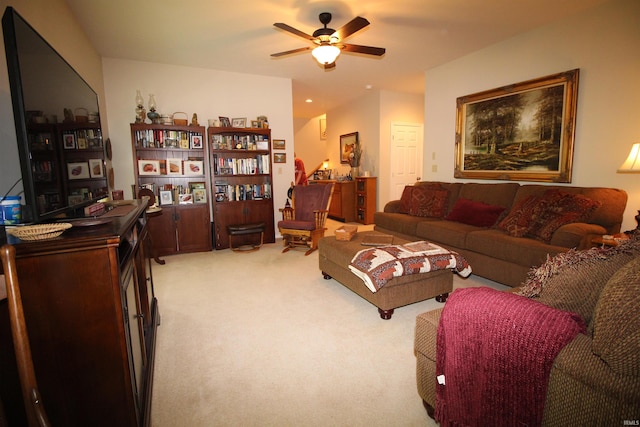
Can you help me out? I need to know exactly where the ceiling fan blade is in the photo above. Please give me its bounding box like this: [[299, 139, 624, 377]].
[[273, 23, 315, 41], [341, 43, 386, 56], [332, 16, 369, 41], [271, 46, 312, 57]]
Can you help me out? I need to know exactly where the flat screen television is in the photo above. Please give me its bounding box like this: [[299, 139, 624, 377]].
[[2, 7, 106, 224]]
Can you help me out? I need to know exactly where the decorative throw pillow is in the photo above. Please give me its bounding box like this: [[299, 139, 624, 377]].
[[528, 193, 601, 243], [445, 198, 505, 227], [497, 195, 547, 237], [398, 186, 413, 214], [409, 186, 449, 218]]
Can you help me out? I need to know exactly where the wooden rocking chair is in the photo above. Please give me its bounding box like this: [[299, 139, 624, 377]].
[[278, 183, 334, 255]]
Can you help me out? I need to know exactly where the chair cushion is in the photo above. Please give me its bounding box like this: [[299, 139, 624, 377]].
[[278, 220, 316, 231]]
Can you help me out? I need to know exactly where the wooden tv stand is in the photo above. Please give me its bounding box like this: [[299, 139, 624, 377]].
[[0, 201, 159, 426]]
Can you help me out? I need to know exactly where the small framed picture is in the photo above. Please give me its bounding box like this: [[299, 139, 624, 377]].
[[160, 190, 173, 205], [219, 116, 231, 127], [166, 158, 182, 175], [179, 193, 194, 204], [184, 160, 204, 175], [138, 160, 161, 175], [273, 139, 286, 150], [190, 134, 203, 149], [67, 162, 90, 180], [77, 137, 87, 149], [231, 117, 246, 128], [193, 188, 207, 203], [180, 137, 189, 149], [273, 153, 286, 163], [251, 120, 260, 128], [189, 181, 206, 190], [63, 133, 76, 149], [89, 159, 104, 178]]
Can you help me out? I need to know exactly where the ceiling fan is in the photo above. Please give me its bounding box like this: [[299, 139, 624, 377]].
[[271, 12, 386, 69]]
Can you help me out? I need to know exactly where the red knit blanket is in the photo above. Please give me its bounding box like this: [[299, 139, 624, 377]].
[[348, 242, 472, 292], [435, 287, 585, 427]]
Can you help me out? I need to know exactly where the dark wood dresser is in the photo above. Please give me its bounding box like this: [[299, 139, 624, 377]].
[[0, 201, 159, 426]]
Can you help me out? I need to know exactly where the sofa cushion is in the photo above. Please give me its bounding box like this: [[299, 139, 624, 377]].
[[409, 186, 449, 218], [519, 240, 640, 330], [374, 212, 432, 237], [456, 182, 520, 208], [528, 192, 601, 243], [591, 256, 640, 377], [445, 198, 505, 227], [416, 220, 477, 248]]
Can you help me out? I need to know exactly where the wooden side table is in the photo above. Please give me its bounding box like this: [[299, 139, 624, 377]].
[[591, 233, 628, 248]]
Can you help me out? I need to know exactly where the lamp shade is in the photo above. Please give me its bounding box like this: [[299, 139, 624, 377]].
[[618, 143, 640, 173], [312, 44, 340, 65]]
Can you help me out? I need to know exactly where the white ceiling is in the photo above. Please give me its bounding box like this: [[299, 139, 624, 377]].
[[65, 0, 609, 119]]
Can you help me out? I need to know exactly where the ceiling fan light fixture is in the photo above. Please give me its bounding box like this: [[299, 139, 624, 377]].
[[312, 44, 341, 65]]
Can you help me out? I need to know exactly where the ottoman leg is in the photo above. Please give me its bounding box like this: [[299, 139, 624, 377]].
[[378, 307, 394, 320], [435, 293, 449, 303], [322, 271, 332, 280]]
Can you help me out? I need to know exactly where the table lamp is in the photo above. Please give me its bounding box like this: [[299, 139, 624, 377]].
[[617, 142, 640, 229]]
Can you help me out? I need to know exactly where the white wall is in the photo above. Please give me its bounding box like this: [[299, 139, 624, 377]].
[[102, 58, 295, 230], [293, 114, 329, 179], [424, 0, 640, 231]]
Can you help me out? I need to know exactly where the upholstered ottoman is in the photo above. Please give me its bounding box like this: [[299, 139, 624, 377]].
[[318, 232, 453, 319]]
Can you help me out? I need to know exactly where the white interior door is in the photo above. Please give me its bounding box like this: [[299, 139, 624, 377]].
[[390, 123, 423, 199]]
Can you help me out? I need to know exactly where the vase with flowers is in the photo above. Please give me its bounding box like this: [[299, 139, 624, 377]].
[[349, 139, 362, 178]]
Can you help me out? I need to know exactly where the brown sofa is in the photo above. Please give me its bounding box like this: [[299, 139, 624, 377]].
[[374, 181, 627, 286], [414, 236, 640, 425]]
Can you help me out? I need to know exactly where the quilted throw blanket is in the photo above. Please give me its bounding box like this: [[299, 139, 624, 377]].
[[348, 241, 471, 292], [435, 287, 586, 427]]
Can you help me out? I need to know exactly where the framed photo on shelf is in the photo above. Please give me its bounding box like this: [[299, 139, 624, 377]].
[[77, 137, 87, 149], [193, 188, 207, 203], [89, 159, 103, 178], [63, 133, 76, 149], [189, 181, 205, 191], [184, 160, 204, 175], [273, 153, 286, 163], [138, 160, 161, 175], [68, 194, 84, 205], [273, 139, 286, 150], [166, 158, 182, 175], [179, 193, 194, 204], [219, 116, 231, 127], [251, 120, 260, 128], [231, 117, 246, 128], [160, 190, 173, 205], [67, 162, 90, 180], [190, 134, 203, 149], [454, 69, 579, 183]]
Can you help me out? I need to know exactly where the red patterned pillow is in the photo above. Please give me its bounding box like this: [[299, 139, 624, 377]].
[[529, 193, 602, 242], [497, 195, 546, 237], [445, 198, 505, 227], [409, 186, 449, 218], [398, 186, 413, 213]]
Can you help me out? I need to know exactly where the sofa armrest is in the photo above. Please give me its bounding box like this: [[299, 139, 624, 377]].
[[550, 222, 607, 249], [544, 333, 640, 423], [384, 200, 402, 213]]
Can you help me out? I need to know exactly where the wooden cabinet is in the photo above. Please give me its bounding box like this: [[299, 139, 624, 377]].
[[312, 180, 355, 222], [208, 127, 275, 249], [0, 201, 159, 426], [131, 124, 212, 256], [356, 177, 377, 225]]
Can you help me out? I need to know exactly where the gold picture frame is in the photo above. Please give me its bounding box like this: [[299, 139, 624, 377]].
[[454, 69, 579, 183]]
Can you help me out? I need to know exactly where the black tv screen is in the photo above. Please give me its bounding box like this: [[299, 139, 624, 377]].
[[2, 7, 105, 224]]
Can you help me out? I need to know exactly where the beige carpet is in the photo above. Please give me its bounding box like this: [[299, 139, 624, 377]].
[[150, 220, 509, 426]]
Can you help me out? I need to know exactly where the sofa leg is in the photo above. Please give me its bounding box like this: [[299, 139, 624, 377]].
[[422, 399, 435, 419], [435, 293, 449, 303], [378, 307, 394, 320]]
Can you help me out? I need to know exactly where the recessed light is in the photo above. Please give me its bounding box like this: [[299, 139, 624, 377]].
[[305, 98, 313, 103], [365, 84, 372, 90]]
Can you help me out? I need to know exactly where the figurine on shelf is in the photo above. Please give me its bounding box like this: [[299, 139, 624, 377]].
[[135, 90, 146, 123], [190, 113, 199, 126]]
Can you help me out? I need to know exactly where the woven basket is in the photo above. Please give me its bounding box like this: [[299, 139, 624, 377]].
[[75, 107, 88, 123], [8, 223, 72, 241], [172, 112, 188, 126], [335, 225, 358, 241]]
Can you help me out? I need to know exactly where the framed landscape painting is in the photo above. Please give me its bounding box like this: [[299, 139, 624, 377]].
[[454, 69, 579, 183]]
